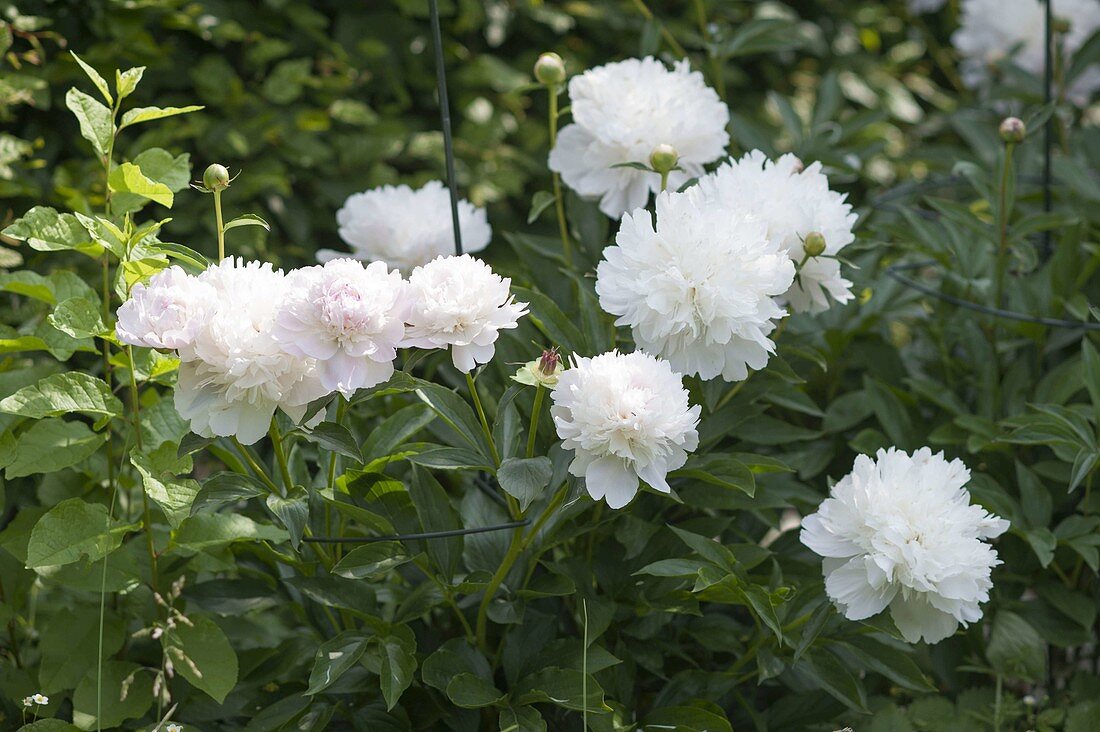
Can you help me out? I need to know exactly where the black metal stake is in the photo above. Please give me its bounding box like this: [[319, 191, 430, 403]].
[[303, 520, 530, 544], [1042, 0, 1054, 255], [429, 0, 464, 256]]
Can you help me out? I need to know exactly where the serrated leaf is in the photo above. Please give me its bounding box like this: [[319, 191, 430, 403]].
[[2, 205, 102, 257], [6, 418, 108, 478], [26, 497, 134, 568], [0, 371, 121, 419]]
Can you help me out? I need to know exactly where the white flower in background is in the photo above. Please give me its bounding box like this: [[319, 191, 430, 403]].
[[321, 181, 492, 271], [694, 151, 858, 313], [31, 693, 48, 705], [596, 191, 794, 382], [273, 258, 409, 398], [548, 57, 730, 218], [166, 724, 183, 732], [22, 697, 33, 707], [953, 0, 1100, 104], [402, 254, 528, 373], [174, 259, 327, 445], [908, 0, 946, 13], [800, 447, 1009, 644], [551, 350, 700, 509], [115, 265, 215, 353]]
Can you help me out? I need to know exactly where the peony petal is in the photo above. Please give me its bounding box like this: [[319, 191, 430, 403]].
[[824, 557, 897, 620], [585, 456, 639, 509], [889, 595, 959, 644]]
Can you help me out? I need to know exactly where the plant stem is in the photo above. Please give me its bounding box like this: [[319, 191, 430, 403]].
[[691, 0, 726, 100], [526, 385, 545, 459], [327, 397, 348, 491], [993, 674, 1003, 732], [231, 437, 282, 493], [993, 142, 1015, 313], [659, 169, 670, 192], [213, 189, 225, 260], [629, 0, 689, 57], [475, 523, 525, 653], [548, 86, 573, 266], [465, 372, 501, 467], [268, 419, 293, 495], [127, 345, 159, 595]]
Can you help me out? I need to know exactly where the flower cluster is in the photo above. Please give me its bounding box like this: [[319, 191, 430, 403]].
[[550, 350, 700, 509], [321, 181, 492, 271], [595, 149, 856, 382], [117, 255, 525, 443], [953, 0, 1100, 105], [549, 57, 730, 218], [800, 447, 1009, 644], [23, 693, 47, 706]]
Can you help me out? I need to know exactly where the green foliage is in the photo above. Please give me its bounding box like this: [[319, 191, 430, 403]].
[[0, 1, 1097, 731]]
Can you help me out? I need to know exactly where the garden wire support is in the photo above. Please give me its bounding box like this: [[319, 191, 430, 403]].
[[884, 260, 1100, 331], [302, 521, 531, 544], [1042, 0, 1054, 255], [429, 0, 463, 255]]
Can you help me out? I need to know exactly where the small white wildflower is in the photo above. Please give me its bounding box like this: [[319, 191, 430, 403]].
[[322, 181, 491, 271], [402, 254, 528, 373], [549, 57, 729, 218], [801, 447, 1009, 644], [167, 724, 184, 732], [550, 350, 700, 509], [31, 693, 48, 705]]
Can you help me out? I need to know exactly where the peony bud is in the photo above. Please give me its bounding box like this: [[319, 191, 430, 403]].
[[649, 143, 679, 175], [202, 163, 231, 192], [534, 52, 566, 86], [803, 231, 827, 257], [998, 117, 1026, 144]]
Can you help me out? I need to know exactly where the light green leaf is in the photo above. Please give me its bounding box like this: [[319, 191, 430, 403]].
[[222, 213, 271, 232], [111, 148, 191, 215], [108, 161, 174, 208], [70, 51, 112, 104], [131, 444, 200, 528], [6, 418, 108, 478], [115, 65, 145, 99], [2, 205, 101, 257], [119, 104, 204, 129], [162, 614, 238, 703], [0, 371, 121, 420], [48, 297, 106, 340], [65, 88, 113, 157], [26, 497, 133, 568]]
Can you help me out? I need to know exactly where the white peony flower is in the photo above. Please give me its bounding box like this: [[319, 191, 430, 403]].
[[174, 259, 327, 445], [551, 350, 700, 509], [402, 254, 528, 373], [596, 190, 794, 382], [548, 57, 730, 218], [272, 258, 409, 399], [800, 447, 1009, 644], [321, 181, 491, 271], [953, 0, 1100, 105], [693, 150, 858, 313], [115, 266, 216, 353]]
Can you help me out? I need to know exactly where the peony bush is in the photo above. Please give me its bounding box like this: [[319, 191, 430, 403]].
[[0, 1, 1099, 730]]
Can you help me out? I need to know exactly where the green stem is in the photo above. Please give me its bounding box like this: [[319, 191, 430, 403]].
[[327, 397, 348, 491], [126, 345, 159, 595], [993, 143, 1015, 313], [232, 437, 281, 494], [526, 385, 545, 459], [213, 189, 225, 260], [475, 524, 525, 653], [691, 0, 726, 100], [465, 372, 501, 467], [268, 419, 293, 495], [993, 674, 1003, 732], [629, 0, 689, 57], [659, 169, 670, 192], [548, 87, 573, 266]]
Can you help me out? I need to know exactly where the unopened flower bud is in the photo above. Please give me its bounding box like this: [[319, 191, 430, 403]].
[[538, 347, 560, 376], [804, 231, 827, 257], [534, 52, 566, 86], [649, 144, 679, 175], [1052, 17, 1071, 35], [999, 117, 1026, 144], [202, 163, 231, 192]]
